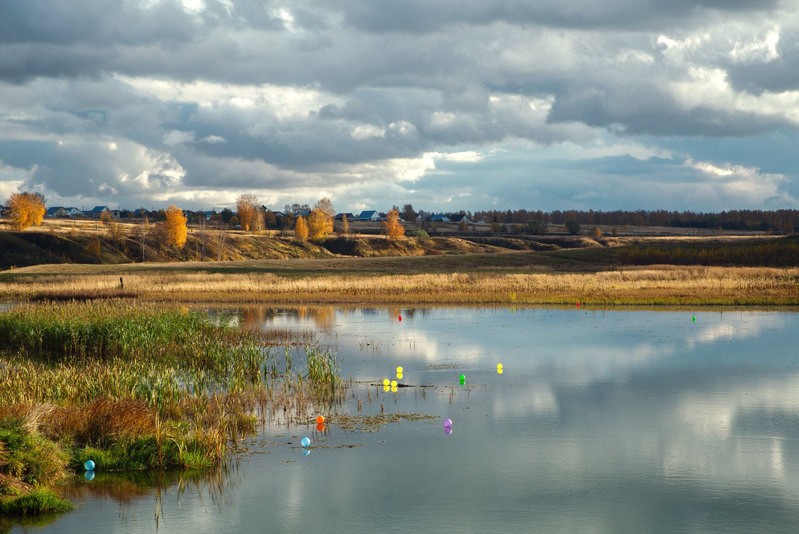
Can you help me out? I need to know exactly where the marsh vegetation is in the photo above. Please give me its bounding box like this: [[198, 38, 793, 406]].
[[0, 301, 344, 516]]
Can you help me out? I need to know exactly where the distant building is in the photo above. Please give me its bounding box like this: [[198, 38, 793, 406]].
[[450, 214, 471, 224], [335, 212, 355, 221], [430, 214, 451, 223], [46, 207, 82, 218], [85, 206, 111, 219], [356, 210, 380, 221]]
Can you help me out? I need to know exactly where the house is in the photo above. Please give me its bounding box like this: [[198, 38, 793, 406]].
[[356, 210, 380, 221], [430, 214, 451, 223], [450, 214, 471, 224], [46, 206, 82, 218], [334, 212, 355, 221], [85, 206, 111, 219]]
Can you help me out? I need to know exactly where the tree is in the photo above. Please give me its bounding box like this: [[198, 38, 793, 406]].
[[6, 192, 46, 230], [295, 215, 308, 242], [308, 209, 333, 241], [236, 194, 260, 232], [340, 214, 349, 237], [384, 208, 405, 240], [164, 205, 187, 248], [565, 219, 581, 235], [100, 210, 113, 225], [307, 197, 334, 240], [401, 204, 417, 223]]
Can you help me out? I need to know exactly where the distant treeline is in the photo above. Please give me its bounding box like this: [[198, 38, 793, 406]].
[[470, 209, 799, 234], [615, 235, 799, 267]]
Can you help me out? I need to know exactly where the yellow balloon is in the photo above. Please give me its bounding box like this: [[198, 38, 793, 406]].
[[391, 386, 398, 393], [396, 366, 403, 374], [397, 373, 404, 380], [383, 378, 390, 386], [391, 380, 398, 387], [497, 363, 503, 369], [383, 385, 390, 392], [497, 368, 503, 375]]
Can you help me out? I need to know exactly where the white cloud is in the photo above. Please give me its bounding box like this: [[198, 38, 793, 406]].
[[730, 26, 780, 64]]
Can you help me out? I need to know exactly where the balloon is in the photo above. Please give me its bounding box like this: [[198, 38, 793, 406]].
[[316, 415, 325, 424], [302, 449, 311, 456], [391, 385, 398, 393], [459, 374, 466, 385], [396, 366, 403, 374], [497, 369, 503, 375], [84, 470, 95, 481], [383, 385, 390, 392], [391, 380, 398, 387], [443, 418, 452, 428], [397, 373, 404, 380], [444, 427, 453, 435], [692, 315, 696, 322], [84, 460, 95, 471], [301, 437, 311, 448], [576, 301, 581, 308], [383, 378, 390, 386], [398, 315, 402, 322], [316, 422, 325, 432]]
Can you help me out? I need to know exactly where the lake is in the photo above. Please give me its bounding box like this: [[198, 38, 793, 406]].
[[15, 306, 799, 533]]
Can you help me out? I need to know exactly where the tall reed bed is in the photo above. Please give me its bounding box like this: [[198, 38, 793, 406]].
[[2, 266, 798, 305], [0, 301, 343, 516]]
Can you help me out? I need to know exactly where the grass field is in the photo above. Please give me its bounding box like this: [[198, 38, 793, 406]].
[[2, 253, 798, 305]]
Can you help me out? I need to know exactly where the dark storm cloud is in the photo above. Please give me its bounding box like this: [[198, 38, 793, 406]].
[[0, 0, 797, 211], [340, 0, 780, 33]]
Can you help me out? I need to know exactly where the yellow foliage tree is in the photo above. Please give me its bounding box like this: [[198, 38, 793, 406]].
[[308, 209, 333, 241], [236, 194, 261, 232], [295, 215, 309, 242], [6, 192, 46, 230], [164, 205, 188, 248], [307, 197, 334, 241], [384, 208, 405, 240]]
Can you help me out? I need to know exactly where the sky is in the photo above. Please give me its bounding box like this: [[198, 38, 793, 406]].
[[1, 0, 799, 214]]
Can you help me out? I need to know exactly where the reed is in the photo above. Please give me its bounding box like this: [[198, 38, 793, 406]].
[[2, 266, 797, 305], [0, 301, 345, 516]]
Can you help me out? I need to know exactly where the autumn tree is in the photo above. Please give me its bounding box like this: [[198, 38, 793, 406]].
[[295, 215, 309, 242], [307, 197, 334, 241], [340, 214, 349, 237], [384, 208, 405, 240], [164, 205, 188, 248], [6, 192, 46, 230], [236, 194, 261, 232]]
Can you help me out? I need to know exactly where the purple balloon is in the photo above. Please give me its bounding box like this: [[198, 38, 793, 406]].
[[444, 427, 453, 435], [443, 418, 452, 428]]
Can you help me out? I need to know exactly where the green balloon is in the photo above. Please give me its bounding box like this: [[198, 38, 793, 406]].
[[459, 374, 466, 385]]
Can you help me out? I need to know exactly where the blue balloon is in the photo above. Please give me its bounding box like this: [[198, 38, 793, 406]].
[[84, 460, 96, 471], [301, 437, 311, 448], [302, 449, 311, 456], [84, 470, 95, 481]]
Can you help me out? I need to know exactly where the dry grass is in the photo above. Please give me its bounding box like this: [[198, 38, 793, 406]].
[[1, 266, 798, 305]]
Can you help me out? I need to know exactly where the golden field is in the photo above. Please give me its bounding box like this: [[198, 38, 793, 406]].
[[1, 262, 797, 305]]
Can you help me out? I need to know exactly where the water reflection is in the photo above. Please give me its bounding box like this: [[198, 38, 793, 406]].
[[26, 307, 799, 533]]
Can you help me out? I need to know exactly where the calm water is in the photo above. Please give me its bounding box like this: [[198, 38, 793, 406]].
[[15, 307, 799, 533]]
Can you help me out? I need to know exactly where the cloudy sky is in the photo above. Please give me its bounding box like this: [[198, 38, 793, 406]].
[[2, 0, 799, 214]]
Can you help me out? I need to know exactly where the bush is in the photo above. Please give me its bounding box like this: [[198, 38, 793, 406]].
[[0, 489, 72, 516], [0, 424, 67, 487], [409, 229, 429, 238]]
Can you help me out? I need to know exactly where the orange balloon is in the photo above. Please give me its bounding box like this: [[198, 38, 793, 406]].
[[316, 415, 325, 424], [316, 422, 325, 432]]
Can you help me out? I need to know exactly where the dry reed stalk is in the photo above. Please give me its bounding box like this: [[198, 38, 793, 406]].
[[3, 266, 797, 305]]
